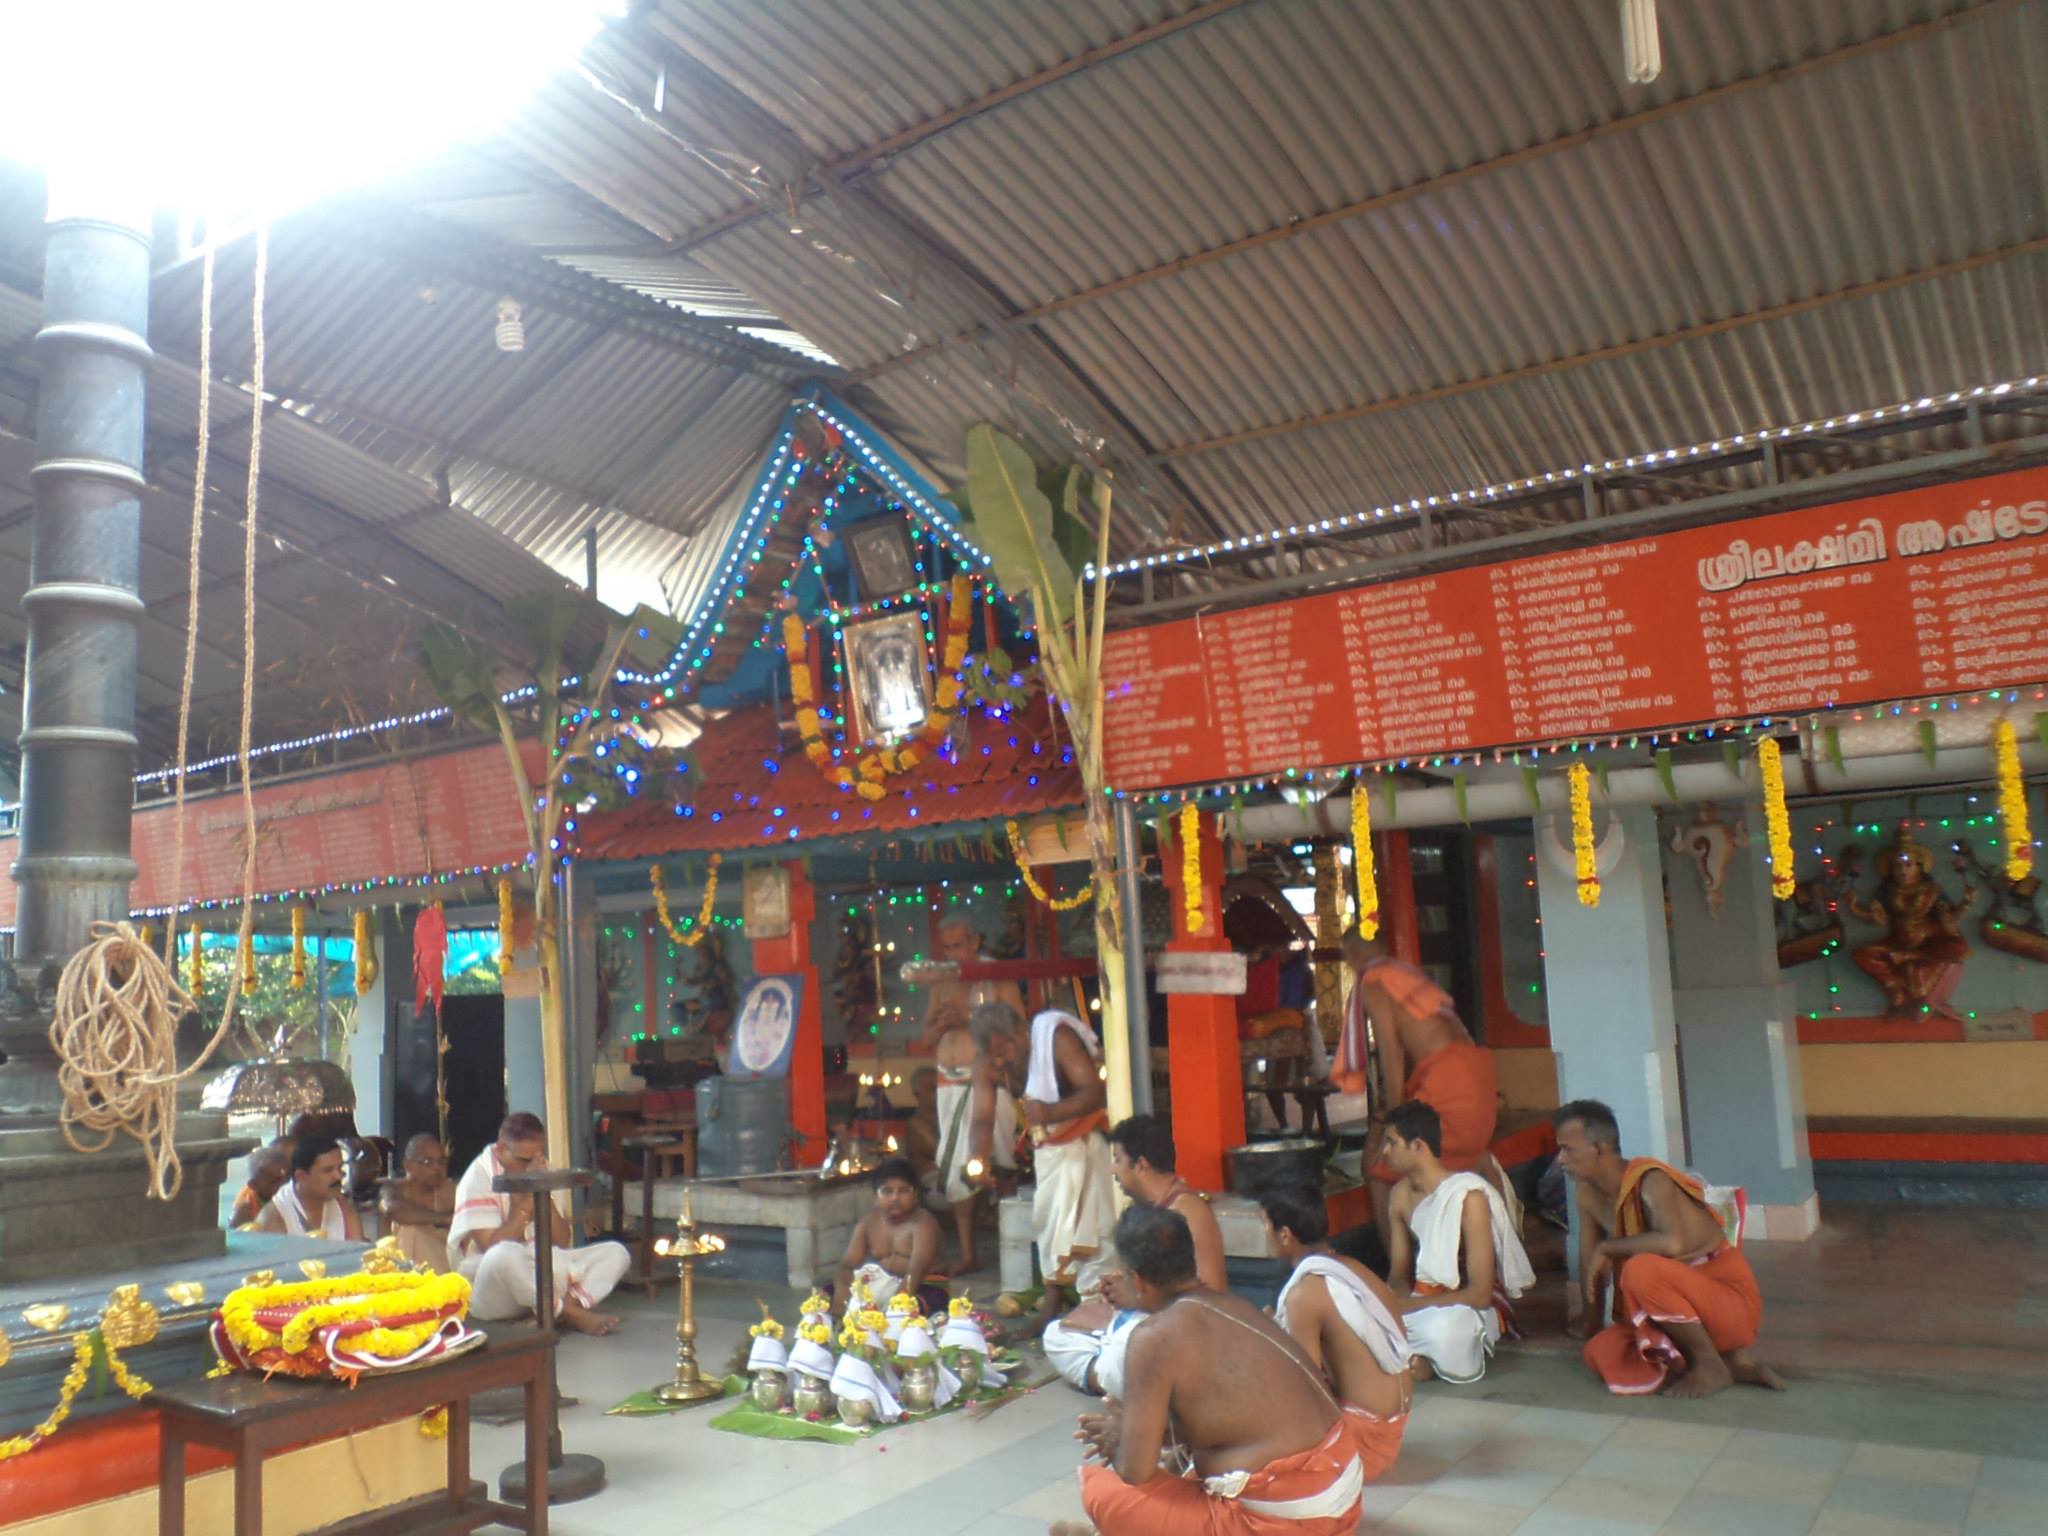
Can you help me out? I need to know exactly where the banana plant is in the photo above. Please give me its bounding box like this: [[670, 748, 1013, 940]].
[[960, 424, 1133, 1120], [419, 593, 681, 1170]]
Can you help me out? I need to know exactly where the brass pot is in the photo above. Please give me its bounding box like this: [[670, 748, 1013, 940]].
[[899, 1361, 935, 1413], [792, 1377, 831, 1418], [836, 1393, 875, 1428], [954, 1350, 982, 1390], [750, 1369, 789, 1412]]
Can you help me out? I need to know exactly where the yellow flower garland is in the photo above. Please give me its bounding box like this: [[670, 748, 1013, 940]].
[[1005, 819, 1093, 911], [1995, 717, 2034, 881], [0, 1330, 152, 1464], [498, 876, 517, 968], [1351, 789, 1379, 940], [188, 929, 206, 995], [354, 908, 379, 995], [290, 905, 308, 990], [1757, 738, 1795, 900], [1179, 803, 1205, 933], [651, 855, 722, 947], [1568, 763, 1600, 908], [784, 573, 975, 801]]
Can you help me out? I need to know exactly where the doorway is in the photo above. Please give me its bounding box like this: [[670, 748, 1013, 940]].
[[393, 993, 506, 1177]]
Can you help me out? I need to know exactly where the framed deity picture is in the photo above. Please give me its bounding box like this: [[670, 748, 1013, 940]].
[[845, 519, 917, 598], [727, 973, 804, 1080], [742, 864, 792, 940], [842, 611, 931, 743]]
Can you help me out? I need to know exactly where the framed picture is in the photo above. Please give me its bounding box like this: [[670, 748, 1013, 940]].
[[727, 973, 804, 1080], [842, 611, 931, 743], [742, 864, 792, 939], [846, 519, 917, 598]]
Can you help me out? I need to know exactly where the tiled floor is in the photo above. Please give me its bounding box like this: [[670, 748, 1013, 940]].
[[463, 1280, 2048, 1536]]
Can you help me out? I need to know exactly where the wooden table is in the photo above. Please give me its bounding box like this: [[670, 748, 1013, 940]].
[[152, 1328, 556, 1536]]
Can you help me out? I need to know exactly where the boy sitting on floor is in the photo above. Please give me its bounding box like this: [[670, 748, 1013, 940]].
[[834, 1156, 948, 1319]]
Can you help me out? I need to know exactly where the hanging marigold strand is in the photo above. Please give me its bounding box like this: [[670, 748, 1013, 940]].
[[1994, 717, 2033, 881], [1179, 802, 1205, 933], [188, 930, 206, 995], [353, 908, 378, 996], [289, 906, 308, 990], [497, 876, 517, 968], [1351, 787, 1379, 939], [652, 855, 722, 947], [1005, 819, 1093, 911], [1757, 738, 1796, 900], [1569, 763, 1601, 908], [0, 1329, 152, 1464]]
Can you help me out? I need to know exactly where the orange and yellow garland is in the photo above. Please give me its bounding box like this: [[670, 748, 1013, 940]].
[[652, 855, 722, 946], [1351, 788, 1379, 940], [1757, 737, 1796, 900], [1179, 803, 1205, 933], [1005, 818, 1093, 912], [784, 574, 974, 801], [1568, 763, 1600, 908], [290, 905, 308, 990]]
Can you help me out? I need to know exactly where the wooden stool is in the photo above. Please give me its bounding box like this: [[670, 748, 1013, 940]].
[[622, 1132, 681, 1297]]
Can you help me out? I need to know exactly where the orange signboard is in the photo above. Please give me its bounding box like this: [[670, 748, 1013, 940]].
[[0, 741, 535, 923], [1104, 466, 2048, 790]]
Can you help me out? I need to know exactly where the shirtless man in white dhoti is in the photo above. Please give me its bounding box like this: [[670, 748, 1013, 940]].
[[255, 1137, 364, 1241], [1008, 1005, 1115, 1342], [1383, 1102, 1534, 1384], [930, 1003, 1021, 1271], [449, 1112, 631, 1335]]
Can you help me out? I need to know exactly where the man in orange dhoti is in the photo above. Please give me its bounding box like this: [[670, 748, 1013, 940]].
[[1058, 1206, 1363, 1536], [1261, 1183, 1411, 1481], [1339, 933, 1500, 1240], [1554, 1099, 1785, 1399]]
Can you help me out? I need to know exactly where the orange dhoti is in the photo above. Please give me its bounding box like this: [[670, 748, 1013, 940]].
[[1370, 1042, 1498, 1183], [1584, 1247, 1763, 1395], [1077, 1418, 1363, 1536], [1340, 1404, 1405, 1481]]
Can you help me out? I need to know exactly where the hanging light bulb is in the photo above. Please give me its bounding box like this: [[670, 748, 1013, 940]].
[[494, 297, 525, 352], [1621, 0, 1661, 84]]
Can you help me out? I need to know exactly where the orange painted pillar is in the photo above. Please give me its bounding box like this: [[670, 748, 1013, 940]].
[[1162, 811, 1245, 1193], [753, 865, 827, 1166], [1382, 831, 1421, 965]]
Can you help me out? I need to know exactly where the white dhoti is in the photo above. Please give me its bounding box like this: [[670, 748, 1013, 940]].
[[1030, 1130, 1117, 1291], [459, 1240, 632, 1322], [1404, 1302, 1501, 1385], [1044, 1308, 1142, 1397], [932, 1079, 1016, 1203]]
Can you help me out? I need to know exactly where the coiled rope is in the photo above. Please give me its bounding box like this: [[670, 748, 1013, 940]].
[[48, 227, 269, 1200]]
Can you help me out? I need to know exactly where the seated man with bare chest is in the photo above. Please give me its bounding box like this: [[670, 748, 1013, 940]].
[[834, 1157, 947, 1319], [1058, 1206, 1364, 1536]]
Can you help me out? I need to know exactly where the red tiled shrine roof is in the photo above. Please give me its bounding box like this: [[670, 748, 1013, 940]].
[[576, 701, 1084, 859]]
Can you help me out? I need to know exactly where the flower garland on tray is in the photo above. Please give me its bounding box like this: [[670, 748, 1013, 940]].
[[1757, 738, 1796, 900], [1568, 763, 1600, 908], [1994, 717, 2034, 881], [651, 854, 722, 947], [784, 573, 974, 801], [1351, 788, 1379, 940], [213, 1270, 475, 1383], [1005, 818, 1093, 911]]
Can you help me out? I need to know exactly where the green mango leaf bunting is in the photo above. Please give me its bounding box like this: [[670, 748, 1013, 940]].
[[1654, 749, 1677, 803]]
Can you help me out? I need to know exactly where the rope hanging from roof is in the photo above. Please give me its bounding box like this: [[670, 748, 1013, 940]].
[[49, 228, 272, 1200]]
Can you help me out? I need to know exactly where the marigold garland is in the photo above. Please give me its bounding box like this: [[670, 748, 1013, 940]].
[[1350, 788, 1379, 940], [188, 929, 206, 995], [290, 905, 308, 990], [353, 908, 378, 996], [218, 1270, 472, 1363], [651, 855, 722, 947], [1005, 819, 1094, 911], [0, 1330, 152, 1464], [1994, 717, 2034, 881], [1757, 737, 1795, 901], [1568, 762, 1600, 908], [784, 573, 974, 801], [497, 876, 517, 968], [1179, 803, 1205, 933]]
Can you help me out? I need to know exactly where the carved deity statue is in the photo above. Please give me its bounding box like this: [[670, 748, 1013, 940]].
[[1849, 827, 1974, 1016]]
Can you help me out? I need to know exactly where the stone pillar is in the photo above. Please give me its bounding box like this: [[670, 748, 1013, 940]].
[[348, 907, 409, 1140], [503, 992, 545, 1123], [1534, 804, 1685, 1162], [1665, 804, 1819, 1240], [1162, 811, 1243, 1192], [753, 864, 826, 1167]]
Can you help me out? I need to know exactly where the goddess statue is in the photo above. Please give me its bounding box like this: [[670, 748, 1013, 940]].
[[1848, 827, 1974, 1016]]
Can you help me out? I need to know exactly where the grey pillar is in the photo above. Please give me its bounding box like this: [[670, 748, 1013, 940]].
[[0, 185, 151, 1118], [1665, 804, 1819, 1239], [1115, 798, 1153, 1114]]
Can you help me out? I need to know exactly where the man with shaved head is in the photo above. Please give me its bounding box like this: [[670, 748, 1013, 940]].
[[380, 1133, 455, 1268], [230, 1142, 292, 1229]]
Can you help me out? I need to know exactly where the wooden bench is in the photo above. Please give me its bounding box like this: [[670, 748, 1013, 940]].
[[151, 1327, 556, 1536]]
